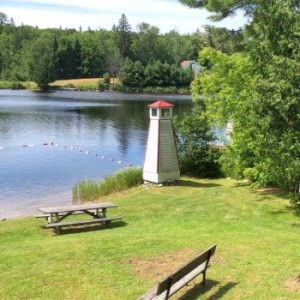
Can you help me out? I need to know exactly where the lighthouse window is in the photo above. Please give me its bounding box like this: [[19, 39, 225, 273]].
[[161, 108, 170, 117], [151, 108, 158, 117]]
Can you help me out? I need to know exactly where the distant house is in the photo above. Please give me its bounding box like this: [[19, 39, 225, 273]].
[[180, 60, 201, 75]]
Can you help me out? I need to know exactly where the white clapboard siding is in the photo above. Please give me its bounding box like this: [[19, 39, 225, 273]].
[[159, 120, 179, 173], [143, 119, 159, 173]]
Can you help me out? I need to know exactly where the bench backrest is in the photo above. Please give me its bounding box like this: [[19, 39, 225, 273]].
[[156, 244, 217, 297]]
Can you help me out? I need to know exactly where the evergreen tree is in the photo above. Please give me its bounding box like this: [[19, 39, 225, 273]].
[[52, 35, 59, 78], [179, 0, 255, 20], [204, 26, 245, 54], [71, 38, 82, 78], [114, 14, 132, 58]]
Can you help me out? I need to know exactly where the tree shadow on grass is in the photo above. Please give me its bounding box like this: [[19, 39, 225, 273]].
[[233, 182, 291, 201], [269, 205, 300, 218], [178, 280, 238, 300], [255, 191, 290, 202], [179, 180, 221, 188], [292, 206, 300, 217], [50, 221, 127, 236], [233, 181, 251, 188]]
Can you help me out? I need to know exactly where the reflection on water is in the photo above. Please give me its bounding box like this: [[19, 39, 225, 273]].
[[0, 90, 192, 218]]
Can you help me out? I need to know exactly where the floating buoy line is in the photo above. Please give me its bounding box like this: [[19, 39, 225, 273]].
[[0, 142, 132, 167]]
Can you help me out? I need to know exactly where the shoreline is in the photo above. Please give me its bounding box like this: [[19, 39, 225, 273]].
[[0, 89, 193, 101], [0, 190, 72, 220], [0, 87, 192, 97], [0, 79, 192, 96]]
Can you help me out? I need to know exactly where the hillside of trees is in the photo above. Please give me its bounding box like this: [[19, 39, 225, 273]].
[[0, 12, 245, 90]]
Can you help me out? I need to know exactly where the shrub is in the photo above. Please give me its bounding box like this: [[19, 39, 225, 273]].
[[21, 81, 38, 90], [11, 81, 24, 89], [112, 84, 190, 95], [73, 167, 143, 202], [111, 82, 125, 91], [64, 83, 76, 88], [0, 81, 24, 89], [77, 82, 97, 91], [97, 81, 106, 91], [103, 73, 111, 85], [175, 105, 223, 178]]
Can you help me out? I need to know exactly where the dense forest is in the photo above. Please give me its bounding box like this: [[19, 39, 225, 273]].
[[0, 12, 244, 89]]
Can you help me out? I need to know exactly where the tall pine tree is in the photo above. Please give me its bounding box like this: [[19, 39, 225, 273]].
[[114, 14, 132, 58]]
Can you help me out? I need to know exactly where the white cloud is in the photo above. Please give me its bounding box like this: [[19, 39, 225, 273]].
[[2, 0, 248, 33]]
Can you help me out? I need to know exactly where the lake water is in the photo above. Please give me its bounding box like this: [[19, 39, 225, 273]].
[[0, 90, 193, 218]]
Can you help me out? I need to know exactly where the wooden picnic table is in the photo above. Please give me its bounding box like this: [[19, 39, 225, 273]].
[[38, 202, 122, 234]]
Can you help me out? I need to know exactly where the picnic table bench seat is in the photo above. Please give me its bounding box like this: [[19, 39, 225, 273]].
[[138, 244, 216, 300]]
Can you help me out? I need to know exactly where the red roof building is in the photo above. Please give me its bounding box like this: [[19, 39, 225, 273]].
[[180, 60, 194, 69], [148, 100, 175, 108]]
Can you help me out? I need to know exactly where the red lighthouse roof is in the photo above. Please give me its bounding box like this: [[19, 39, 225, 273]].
[[148, 100, 175, 108]]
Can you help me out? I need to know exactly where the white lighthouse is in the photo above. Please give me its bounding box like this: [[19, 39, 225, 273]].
[[143, 100, 180, 183]]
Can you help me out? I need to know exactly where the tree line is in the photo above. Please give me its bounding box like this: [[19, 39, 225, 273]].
[[0, 12, 245, 89]]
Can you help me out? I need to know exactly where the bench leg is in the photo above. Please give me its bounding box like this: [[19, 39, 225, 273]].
[[55, 227, 61, 235], [202, 271, 206, 287], [104, 220, 112, 228]]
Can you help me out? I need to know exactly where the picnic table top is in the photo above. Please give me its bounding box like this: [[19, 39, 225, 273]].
[[38, 202, 117, 214]]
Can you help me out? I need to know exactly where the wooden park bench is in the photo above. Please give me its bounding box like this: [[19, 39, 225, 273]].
[[37, 202, 122, 234], [138, 244, 217, 300]]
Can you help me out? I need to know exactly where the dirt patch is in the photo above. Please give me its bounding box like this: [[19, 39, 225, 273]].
[[129, 248, 198, 282], [284, 275, 300, 292], [211, 254, 225, 266], [256, 186, 281, 193]]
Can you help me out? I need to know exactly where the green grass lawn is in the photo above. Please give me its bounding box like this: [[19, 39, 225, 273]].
[[0, 177, 299, 299]]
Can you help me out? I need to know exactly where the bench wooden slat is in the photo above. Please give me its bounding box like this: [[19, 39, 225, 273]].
[[138, 263, 208, 300], [34, 211, 96, 219], [156, 262, 207, 299], [156, 244, 216, 295], [39, 202, 117, 214], [139, 286, 158, 300], [45, 216, 122, 228]]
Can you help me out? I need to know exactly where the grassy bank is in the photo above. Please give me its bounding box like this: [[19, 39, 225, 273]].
[[0, 78, 115, 91], [0, 81, 38, 90], [0, 79, 190, 94], [0, 81, 24, 89], [51, 78, 119, 91], [73, 167, 143, 202], [51, 78, 99, 90], [0, 177, 299, 299]]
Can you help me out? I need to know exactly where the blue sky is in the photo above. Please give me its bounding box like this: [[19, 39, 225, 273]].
[[1, 0, 248, 33]]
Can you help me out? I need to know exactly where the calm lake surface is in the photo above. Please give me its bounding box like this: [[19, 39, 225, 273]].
[[0, 90, 193, 218]]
